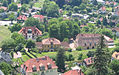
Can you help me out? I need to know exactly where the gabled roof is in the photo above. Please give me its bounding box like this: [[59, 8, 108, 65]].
[[17, 15, 27, 21], [33, 15, 44, 19], [42, 38, 61, 45], [21, 56, 58, 72], [104, 35, 113, 42], [62, 70, 84, 75], [84, 57, 94, 66], [0, 6, 7, 11], [112, 52, 119, 60], [18, 26, 42, 36]]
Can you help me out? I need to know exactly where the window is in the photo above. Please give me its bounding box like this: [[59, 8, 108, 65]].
[[32, 66, 37, 72], [47, 64, 52, 69], [40, 66, 45, 71]]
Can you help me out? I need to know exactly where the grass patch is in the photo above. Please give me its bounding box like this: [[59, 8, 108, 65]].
[[0, 26, 11, 46]]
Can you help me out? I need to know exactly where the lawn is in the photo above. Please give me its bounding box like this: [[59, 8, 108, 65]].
[[0, 26, 11, 46]]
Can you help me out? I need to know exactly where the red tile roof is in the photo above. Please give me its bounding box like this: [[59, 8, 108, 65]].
[[17, 15, 27, 21], [84, 57, 94, 66], [42, 38, 61, 45], [21, 56, 58, 72], [33, 15, 44, 19], [76, 34, 101, 38], [0, 6, 7, 11], [62, 70, 84, 75], [18, 26, 42, 36]]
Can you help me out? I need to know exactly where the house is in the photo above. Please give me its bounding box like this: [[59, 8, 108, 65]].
[[75, 34, 101, 50], [112, 52, 119, 60], [36, 38, 70, 51], [72, 14, 84, 20], [98, 6, 106, 14], [112, 27, 119, 37], [104, 35, 115, 48], [62, 69, 84, 75], [18, 26, 42, 40], [17, 15, 27, 22], [0, 51, 12, 63], [21, 56, 58, 75], [0, 6, 7, 11], [17, 4, 22, 8], [0, 70, 4, 75], [82, 57, 94, 66], [114, 6, 119, 16], [33, 15, 44, 22]]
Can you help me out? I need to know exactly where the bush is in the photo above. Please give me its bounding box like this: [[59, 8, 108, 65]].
[[76, 46, 82, 51], [78, 53, 83, 60], [87, 51, 95, 57]]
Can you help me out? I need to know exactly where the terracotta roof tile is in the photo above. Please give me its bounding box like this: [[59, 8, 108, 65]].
[[21, 56, 58, 72], [62, 70, 84, 75]]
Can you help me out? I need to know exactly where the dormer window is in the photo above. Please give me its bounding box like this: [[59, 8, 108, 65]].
[[32, 66, 37, 72], [40, 65, 45, 71], [27, 29, 32, 33], [47, 63, 52, 69]]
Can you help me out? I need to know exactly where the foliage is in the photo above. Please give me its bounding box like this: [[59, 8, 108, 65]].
[[93, 36, 111, 75], [76, 46, 82, 51], [8, 13, 15, 23], [66, 54, 74, 61], [41, 1, 60, 17], [8, 2, 18, 11], [26, 39, 35, 50], [1, 38, 15, 52], [69, 0, 82, 6], [87, 51, 95, 57], [56, 47, 66, 72], [110, 59, 119, 75], [36, 32, 49, 42], [0, 62, 13, 75], [9, 23, 22, 32], [78, 53, 83, 60]]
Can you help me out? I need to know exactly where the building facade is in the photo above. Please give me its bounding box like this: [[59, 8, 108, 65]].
[[36, 38, 70, 51], [21, 56, 58, 75], [75, 34, 101, 50], [18, 26, 42, 40]]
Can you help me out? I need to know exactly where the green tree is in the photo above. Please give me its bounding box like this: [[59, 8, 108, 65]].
[[93, 0, 98, 5], [20, 4, 28, 12], [49, 24, 60, 40], [87, 51, 95, 57], [9, 23, 22, 32], [56, 0, 65, 8], [78, 53, 83, 60], [2, 0, 8, 7], [1, 38, 15, 52], [110, 59, 119, 75], [56, 47, 66, 72], [68, 54, 74, 61], [15, 43, 24, 52], [8, 13, 15, 23], [76, 46, 82, 51], [0, 62, 13, 75], [93, 36, 111, 75], [103, 17, 108, 26], [70, 0, 82, 6], [8, 2, 18, 11], [41, 1, 60, 17], [26, 39, 35, 50]]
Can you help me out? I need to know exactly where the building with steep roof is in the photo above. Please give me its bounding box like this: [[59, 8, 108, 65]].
[[82, 57, 94, 66], [75, 34, 101, 50], [18, 26, 42, 40], [21, 56, 58, 75], [36, 38, 70, 51], [112, 52, 119, 60], [62, 69, 84, 75], [75, 34, 114, 49], [33, 15, 45, 22]]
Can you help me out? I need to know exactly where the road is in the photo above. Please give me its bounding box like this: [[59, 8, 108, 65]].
[[0, 21, 17, 26]]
